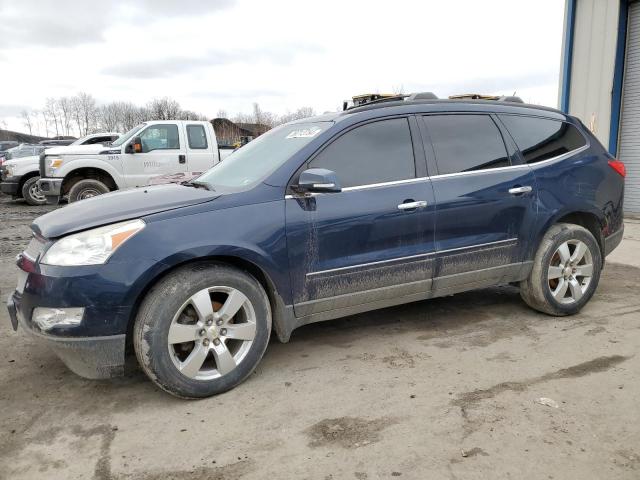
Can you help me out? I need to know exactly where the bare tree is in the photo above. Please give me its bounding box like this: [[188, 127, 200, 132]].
[[74, 92, 98, 135], [147, 97, 181, 120], [39, 109, 50, 137], [45, 98, 61, 136], [277, 106, 315, 125], [58, 97, 73, 136], [21, 110, 34, 136]]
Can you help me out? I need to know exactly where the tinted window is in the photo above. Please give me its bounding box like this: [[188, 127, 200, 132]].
[[187, 125, 208, 149], [139, 125, 180, 152], [424, 115, 510, 175], [309, 118, 415, 188], [499, 115, 587, 163]]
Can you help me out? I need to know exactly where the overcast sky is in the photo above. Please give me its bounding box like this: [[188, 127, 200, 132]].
[[0, 0, 565, 134]]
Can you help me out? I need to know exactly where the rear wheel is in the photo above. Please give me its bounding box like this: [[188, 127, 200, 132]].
[[67, 179, 110, 203], [21, 176, 46, 206], [133, 262, 271, 398], [520, 223, 602, 315]]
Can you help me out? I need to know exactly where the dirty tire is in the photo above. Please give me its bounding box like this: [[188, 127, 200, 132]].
[[67, 179, 109, 203], [520, 223, 602, 316], [21, 176, 46, 206], [133, 262, 272, 399]]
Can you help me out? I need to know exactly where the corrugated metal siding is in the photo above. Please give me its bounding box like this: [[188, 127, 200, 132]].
[[568, 0, 619, 146], [619, 2, 640, 213]]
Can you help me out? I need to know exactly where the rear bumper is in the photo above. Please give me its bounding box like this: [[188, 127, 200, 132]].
[[0, 178, 19, 196], [604, 224, 624, 257], [37, 177, 63, 204], [7, 292, 125, 379]]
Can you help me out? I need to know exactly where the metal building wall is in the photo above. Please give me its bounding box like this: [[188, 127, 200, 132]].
[[564, 0, 619, 146], [617, 2, 640, 212]]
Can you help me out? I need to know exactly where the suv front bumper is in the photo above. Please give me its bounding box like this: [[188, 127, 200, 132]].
[[37, 177, 63, 204], [7, 292, 126, 379]]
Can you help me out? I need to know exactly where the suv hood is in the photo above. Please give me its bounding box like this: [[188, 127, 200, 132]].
[[45, 144, 109, 156], [32, 184, 219, 239]]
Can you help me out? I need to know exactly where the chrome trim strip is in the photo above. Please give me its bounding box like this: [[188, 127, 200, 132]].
[[438, 237, 518, 255], [342, 177, 428, 192], [428, 144, 590, 180], [306, 251, 436, 277], [285, 177, 428, 199], [306, 238, 518, 277]]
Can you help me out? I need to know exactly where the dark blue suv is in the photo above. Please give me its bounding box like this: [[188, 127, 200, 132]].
[[7, 98, 625, 398]]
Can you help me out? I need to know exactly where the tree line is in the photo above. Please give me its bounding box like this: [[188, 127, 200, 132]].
[[19, 93, 316, 138]]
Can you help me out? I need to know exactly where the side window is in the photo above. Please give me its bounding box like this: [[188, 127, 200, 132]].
[[309, 118, 415, 188], [139, 125, 180, 153], [499, 115, 587, 163], [187, 125, 208, 149], [424, 114, 510, 175]]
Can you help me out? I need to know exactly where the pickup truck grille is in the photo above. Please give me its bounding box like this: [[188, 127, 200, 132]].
[[39, 152, 46, 177]]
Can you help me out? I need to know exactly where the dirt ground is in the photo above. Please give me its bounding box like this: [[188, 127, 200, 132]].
[[0, 194, 639, 480]]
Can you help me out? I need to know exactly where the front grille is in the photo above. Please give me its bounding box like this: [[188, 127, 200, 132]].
[[39, 152, 46, 177], [23, 235, 46, 261]]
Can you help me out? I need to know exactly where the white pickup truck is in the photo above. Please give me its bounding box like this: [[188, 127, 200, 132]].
[[37, 120, 225, 204], [0, 132, 120, 205]]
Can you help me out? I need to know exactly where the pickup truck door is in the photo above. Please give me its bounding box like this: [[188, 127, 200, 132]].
[[122, 123, 187, 188], [182, 123, 219, 173]]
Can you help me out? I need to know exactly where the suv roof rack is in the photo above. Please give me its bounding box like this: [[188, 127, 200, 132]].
[[448, 93, 524, 103], [343, 92, 438, 111]]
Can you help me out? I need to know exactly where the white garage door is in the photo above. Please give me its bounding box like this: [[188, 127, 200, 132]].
[[619, 1, 640, 213]]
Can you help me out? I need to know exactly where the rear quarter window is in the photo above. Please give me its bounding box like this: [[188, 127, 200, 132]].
[[498, 115, 587, 163]]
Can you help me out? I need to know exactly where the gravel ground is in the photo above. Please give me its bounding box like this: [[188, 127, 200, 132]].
[[0, 194, 639, 480]]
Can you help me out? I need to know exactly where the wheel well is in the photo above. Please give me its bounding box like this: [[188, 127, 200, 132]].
[[17, 171, 39, 192], [556, 212, 604, 257], [62, 168, 117, 196], [124, 256, 281, 354]]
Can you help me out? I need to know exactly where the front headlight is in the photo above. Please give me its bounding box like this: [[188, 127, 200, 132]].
[[41, 219, 145, 266], [48, 157, 63, 168]]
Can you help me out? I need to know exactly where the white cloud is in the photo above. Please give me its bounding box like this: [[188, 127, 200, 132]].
[[0, 0, 565, 133]]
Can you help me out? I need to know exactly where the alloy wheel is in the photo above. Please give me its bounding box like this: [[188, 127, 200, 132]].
[[167, 286, 257, 380], [547, 239, 594, 304]]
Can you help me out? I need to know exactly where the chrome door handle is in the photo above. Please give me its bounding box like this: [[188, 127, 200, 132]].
[[398, 200, 428, 210], [508, 186, 532, 195]]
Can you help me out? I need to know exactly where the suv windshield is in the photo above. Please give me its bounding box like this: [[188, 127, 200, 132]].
[[196, 121, 331, 191], [111, 124, 145, 147]]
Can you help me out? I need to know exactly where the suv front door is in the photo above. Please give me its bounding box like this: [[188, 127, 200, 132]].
[[285, 116, 436, 318], [420, 113, 537, 292], [122, 124, 187, 187]]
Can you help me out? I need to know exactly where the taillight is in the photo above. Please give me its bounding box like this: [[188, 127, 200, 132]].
[[608, 159, 626, 177]]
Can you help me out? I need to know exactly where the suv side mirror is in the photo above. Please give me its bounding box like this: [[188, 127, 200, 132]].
[[296, 168, 342, 193], [126, 137, 143, 154]]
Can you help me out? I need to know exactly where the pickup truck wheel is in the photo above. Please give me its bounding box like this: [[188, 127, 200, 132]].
[[21, 177, 46, 206], [68, 179, 110, 202], [520, 223, 602, 316], [133, 262, 272, 399]]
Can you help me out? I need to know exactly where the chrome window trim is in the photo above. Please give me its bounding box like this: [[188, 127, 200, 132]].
[[285, 177, 428, 199], [306, 238, 518, 277], [428, 144, 590, 180], [284, 143, 590, 199]]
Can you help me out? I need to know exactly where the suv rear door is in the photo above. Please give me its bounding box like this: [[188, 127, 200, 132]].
[[419, 113, 537, 292], [285, 116, 436, 317]]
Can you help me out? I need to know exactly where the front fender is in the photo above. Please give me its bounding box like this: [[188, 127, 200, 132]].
[[56, 157, 125, 189]]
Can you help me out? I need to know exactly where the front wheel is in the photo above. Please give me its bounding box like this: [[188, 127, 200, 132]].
[[133, 262, 272, 398], [520, 223, 602, 316], [67, 179, 110, 203], [21, 176, 46, 206]]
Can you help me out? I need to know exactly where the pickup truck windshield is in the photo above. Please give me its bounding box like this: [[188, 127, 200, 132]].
[[111, 124, 145, 147], [197, 121, 331, 190]]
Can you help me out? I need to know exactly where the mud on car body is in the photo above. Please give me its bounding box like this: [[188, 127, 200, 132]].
[[7, 97, 625, 398]]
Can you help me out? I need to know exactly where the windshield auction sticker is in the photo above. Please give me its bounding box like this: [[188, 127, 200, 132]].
[[286, 126, 322, 139]]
